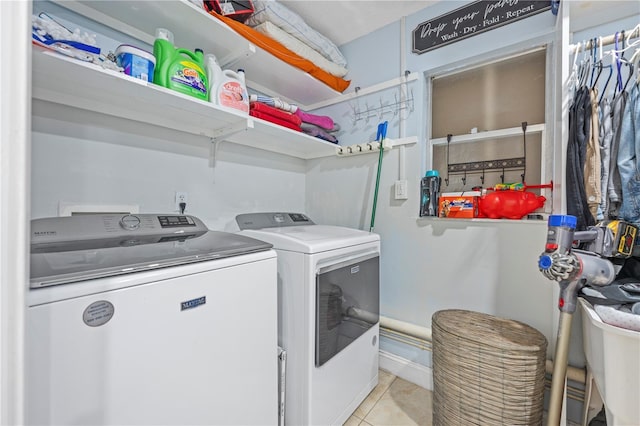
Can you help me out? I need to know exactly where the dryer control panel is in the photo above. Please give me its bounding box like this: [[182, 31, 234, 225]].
[[236, 212, 315, 230]]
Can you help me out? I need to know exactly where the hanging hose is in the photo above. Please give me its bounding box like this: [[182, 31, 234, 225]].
[[370, 121, 388, 232]]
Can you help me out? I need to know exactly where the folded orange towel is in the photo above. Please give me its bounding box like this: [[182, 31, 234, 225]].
[[208, 12, 350, 93]]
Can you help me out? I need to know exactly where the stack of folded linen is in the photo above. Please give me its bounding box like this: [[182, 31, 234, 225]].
[[245, 0, 348, 79], [300, 122, 339, 144], [249, 101, 302, 131], [205, 1, 350, 93], [294, 109, 340, 144], [249, 94, 340, 143]]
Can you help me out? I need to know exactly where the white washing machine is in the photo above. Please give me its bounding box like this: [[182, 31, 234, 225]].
[[237, 212, 380, 426], [27, 214, 278, 426]]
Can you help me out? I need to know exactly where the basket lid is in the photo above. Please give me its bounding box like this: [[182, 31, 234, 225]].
[[432, 309, 547, 352]]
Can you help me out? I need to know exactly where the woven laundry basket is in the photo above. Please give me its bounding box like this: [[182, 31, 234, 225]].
[[432, 310, 548, 426]]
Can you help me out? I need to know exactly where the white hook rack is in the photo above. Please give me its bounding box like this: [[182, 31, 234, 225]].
[[335, 136, 417, 157], [336, 139, 393, 156], [350, 89, 414, 125]]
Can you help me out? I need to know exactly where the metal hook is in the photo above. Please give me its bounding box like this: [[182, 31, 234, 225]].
[[481, 169, 485, 185], [500, 168, 505, 184], [445, 134, 452, 186], [521, 121, 527, 183], [461, 170, 467, 187]]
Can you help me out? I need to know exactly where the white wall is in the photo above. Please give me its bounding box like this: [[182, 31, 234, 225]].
[[27, 0, 639, 404], [31, 114, 307, 231], [308, 0, 561, 363], [307, 4, 639, 422], [30, 1, 309, 230]]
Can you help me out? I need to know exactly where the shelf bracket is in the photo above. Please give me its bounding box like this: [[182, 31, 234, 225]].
[[218, 43, 257, 69], [210, 120, 251, 142], [209, 137, 218, 168]]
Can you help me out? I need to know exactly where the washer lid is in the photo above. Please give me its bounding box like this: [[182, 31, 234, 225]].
[[30, 214, 272, 288], [239, 225, 379, 253]]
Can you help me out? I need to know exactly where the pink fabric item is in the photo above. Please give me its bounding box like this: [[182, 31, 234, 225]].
[[294, 109, 334, 130]]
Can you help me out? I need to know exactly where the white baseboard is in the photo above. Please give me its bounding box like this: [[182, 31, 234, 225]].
[[378, 350, 433, 391]]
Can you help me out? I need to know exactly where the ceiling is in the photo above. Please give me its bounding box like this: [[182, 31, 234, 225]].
[[279, 1, 438, 46], [277, 1, 640, 48]]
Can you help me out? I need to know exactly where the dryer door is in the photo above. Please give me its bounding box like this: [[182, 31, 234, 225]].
[[315, 253, 379, 366]]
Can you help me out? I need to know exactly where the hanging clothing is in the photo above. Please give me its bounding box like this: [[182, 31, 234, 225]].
[[608, 91, 628, 219], [585, 88, 601, 219], [598, 97, 613, 220], [567, 85, 596, 230], [618, 83, 640, 227]]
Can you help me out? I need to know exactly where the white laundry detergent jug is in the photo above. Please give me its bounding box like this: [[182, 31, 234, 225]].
[[206, 54, 249, 113]]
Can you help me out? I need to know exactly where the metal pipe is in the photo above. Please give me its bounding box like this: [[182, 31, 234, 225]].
[[570, 26, 640, 52], [547, 312, 574, 426], [380, 315, 431, 341]]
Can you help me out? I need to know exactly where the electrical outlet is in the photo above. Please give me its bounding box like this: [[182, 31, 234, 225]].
[[175, 191, 188, 212], [394, 180, 408, 200]]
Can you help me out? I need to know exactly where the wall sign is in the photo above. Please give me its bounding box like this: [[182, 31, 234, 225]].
[[412, 0, 551, 54]]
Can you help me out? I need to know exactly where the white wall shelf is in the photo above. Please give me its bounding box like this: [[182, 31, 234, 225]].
[[32, 49, 339, 160], [33, 50, 246, 138], [227, 118, 339, 160], [51, 0, 342, 107], [430, 123, 545, 145], [415, 216, 548, 224], [427, 122, 551, 212]]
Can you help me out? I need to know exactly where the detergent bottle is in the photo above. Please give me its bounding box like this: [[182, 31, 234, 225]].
[[212, 67, 249, 114], [205, 53, 222, 104], [152, 28, 173, 78], [419, 170, 441, 217], [153, 28, 208, 101]]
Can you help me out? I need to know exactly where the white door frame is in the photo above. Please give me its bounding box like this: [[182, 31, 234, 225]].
[[0, 0, 31, 424]]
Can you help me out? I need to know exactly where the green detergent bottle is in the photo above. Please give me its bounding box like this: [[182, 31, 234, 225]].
[[153, 28, 208, 101]]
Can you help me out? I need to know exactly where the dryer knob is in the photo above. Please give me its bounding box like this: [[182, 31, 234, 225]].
[[120, 214, 141, 230]]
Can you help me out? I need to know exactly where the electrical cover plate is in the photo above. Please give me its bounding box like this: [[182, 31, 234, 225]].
[[394, 180, 408, 200]]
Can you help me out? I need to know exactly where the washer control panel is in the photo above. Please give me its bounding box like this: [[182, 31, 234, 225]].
[[31, 214, 206, 243], [120, 214, 141, 230], [236, 212, 315, 230], [157, 215, 196, 228]]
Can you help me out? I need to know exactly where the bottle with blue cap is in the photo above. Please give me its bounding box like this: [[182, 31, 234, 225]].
[[420, 170, 441, 217]]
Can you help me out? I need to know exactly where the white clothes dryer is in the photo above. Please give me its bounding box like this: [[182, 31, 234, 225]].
[[27, 214, 278, 426], [237, 212, 380, 426]]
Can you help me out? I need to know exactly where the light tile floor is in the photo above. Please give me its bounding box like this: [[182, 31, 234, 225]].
[[344, 369, 432, 426], [344, 369, 582, 426]]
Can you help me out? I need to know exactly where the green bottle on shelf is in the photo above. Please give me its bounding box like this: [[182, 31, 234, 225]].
[[153, 28, 208, 101]]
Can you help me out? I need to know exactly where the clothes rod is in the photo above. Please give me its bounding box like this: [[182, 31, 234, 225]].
[[570, 26, 640, 53]]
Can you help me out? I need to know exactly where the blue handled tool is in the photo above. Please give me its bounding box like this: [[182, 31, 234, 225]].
[[370, 121, 388, 232]]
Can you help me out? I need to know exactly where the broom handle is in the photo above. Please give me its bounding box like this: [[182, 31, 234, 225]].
[[370, 145, 384, 232]]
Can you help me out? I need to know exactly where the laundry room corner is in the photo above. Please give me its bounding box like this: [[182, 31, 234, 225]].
[[303, 2, 596, 423], [6, 0, 640, 424]]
